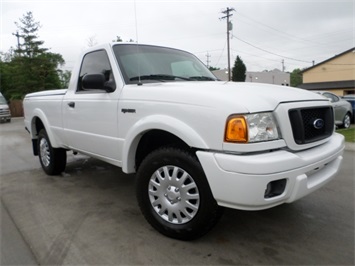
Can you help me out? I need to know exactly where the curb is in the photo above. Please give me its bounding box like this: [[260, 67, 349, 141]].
[[345, 142, 355, 152]]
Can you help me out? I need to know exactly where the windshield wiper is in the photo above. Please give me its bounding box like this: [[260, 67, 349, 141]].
[[130, 74, 191, 82], [188, 76, 217, 81]]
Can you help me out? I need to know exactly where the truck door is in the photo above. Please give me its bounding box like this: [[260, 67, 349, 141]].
[[63, 49, 121, 162]]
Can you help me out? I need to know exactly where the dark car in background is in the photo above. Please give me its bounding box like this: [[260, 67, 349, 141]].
[[314, 91, 352, 129]]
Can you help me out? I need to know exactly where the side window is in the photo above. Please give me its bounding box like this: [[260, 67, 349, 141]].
[[332, 94, 340, 102], [77, 50, 115, 92], [323, 93, 339, 103]]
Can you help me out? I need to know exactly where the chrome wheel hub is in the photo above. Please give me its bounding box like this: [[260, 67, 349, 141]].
[[148, 165, 200, 224], [164, 185, 182, 204], [39, 138, 50, 167]]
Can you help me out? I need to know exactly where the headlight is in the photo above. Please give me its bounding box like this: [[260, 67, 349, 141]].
[[225, 112, 279, 143]]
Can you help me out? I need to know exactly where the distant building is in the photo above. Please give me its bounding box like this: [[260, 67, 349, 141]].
[[212, 68, 290, 86], [299, 47, 355, 96], [246, 69, 290, 86], [212, 69, 229, 81]]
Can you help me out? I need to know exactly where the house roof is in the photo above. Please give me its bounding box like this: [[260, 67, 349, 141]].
[[302, 47, 355, 73], [298, 80, 355, 90]]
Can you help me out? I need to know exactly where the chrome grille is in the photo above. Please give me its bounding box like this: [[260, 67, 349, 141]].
[[0, 108, 10, 115]]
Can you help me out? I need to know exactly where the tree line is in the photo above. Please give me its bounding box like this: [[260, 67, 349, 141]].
[[0, 12, 71, 101]]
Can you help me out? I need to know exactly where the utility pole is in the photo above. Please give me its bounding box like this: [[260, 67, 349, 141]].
[[12, 31, 21, 51], [220, 7, 235, 81], [206, 52, 211, 68], [281, 59, 285, 72]]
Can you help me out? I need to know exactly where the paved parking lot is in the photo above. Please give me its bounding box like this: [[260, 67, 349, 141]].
[[1, 118, 354, 265]]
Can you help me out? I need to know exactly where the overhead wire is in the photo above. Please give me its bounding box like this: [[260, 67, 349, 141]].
[[233, 11, 353, 69], [232, 34, 313, 63], [237, 12, 322, 45], [215, 40, 227, 67]]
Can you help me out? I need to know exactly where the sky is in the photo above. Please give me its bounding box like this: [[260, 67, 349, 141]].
[[0, 0, 354, 73]]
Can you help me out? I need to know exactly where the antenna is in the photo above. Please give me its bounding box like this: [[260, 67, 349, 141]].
[[134, 0, 139, 44], [134, 0, 142, 85]]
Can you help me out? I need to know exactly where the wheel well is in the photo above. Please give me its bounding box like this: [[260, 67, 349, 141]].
[[135, 130, 192, 170], [30, 117, 45, 156], [34, 117, 45, 136]]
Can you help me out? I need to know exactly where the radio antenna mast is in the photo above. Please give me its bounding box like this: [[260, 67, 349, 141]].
[[134, 0, 142, 85]]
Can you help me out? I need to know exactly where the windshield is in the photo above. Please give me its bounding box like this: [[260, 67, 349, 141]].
[[113, 44, 217, 84], [0, 96, 7, 105]]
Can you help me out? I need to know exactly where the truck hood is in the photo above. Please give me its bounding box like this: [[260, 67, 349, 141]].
[[123, 81, 327, 113]]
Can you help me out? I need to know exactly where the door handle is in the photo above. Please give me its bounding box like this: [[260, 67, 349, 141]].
[[68, 102, 75, 108]]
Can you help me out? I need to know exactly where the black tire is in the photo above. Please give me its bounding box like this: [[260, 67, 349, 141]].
[[37, 129, 67, 175], [136, 146, 223, 240], [342, 113, 351, 129]]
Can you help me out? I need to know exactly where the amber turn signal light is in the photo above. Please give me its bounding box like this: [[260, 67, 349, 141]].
[[225, 116, 248, 143]]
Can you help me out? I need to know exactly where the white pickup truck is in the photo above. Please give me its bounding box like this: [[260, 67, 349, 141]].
[[24, 43, 344, 240]]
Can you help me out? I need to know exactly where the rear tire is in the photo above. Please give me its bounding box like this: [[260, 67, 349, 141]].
[[38, 129, 66, 175], [136, 146, 223, 240], [342, 113, 351, 129]]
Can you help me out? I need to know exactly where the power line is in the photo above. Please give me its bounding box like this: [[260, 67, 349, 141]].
[[237, 12, 321, 46], [232, 34, 312, 64], [215, 41, 227, 67]]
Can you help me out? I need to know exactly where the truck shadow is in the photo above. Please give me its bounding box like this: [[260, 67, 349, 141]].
[[2, 154, 351, 265]]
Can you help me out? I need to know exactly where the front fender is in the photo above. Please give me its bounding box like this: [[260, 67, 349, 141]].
[[122, 115, 208, 173]]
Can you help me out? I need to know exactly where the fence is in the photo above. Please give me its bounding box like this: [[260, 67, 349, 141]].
[[9, 100, 24, 117]]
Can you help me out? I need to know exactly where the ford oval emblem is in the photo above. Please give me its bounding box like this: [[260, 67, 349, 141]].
[[313, 118, 324, 129]]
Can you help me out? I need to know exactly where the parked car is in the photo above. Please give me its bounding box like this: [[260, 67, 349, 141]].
[[0, 93, 11, 123], [342, 95, 355, 123], [314, 91, 352, 129]]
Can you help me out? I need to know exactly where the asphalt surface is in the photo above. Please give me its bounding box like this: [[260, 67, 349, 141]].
[[1, 118, 354, 265]]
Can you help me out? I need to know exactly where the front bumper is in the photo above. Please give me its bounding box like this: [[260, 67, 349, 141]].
[[196, 133, 344, 210], [0, 115, 11, 122]]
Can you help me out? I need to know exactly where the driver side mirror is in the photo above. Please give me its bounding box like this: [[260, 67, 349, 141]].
[[82, 73, 115, 93]]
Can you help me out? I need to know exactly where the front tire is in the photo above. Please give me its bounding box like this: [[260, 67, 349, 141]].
[[38, 129, 67, 175], [136, 146, 223, 240]]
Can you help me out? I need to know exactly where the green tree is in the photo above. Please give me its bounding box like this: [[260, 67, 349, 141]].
[[290, 68, 303, 87], [112, 36, 134, 42], [58, 70, 72, 89], [2, 12, 65, 99], [208, 66, 220, 71], [232, 56, 246, 82], [15, 12, 47, 57], [113, 36, 123, 42], [0, 57, 10, 100]]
